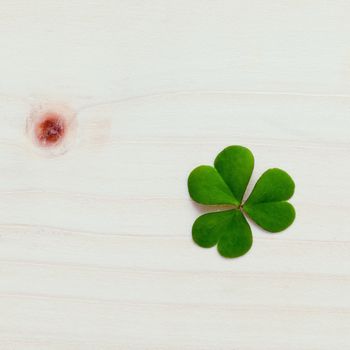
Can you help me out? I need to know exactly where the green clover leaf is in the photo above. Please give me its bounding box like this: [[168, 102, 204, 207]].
[[188, 145, 296, 258]]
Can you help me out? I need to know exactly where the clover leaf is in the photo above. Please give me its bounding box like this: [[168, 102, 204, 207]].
[[188, 145, 296, 258]]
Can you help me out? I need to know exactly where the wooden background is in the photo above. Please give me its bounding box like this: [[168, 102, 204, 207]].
[[0, 1, 349, 349]]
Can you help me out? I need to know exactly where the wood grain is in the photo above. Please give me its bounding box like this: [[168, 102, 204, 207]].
[[0, 1, 349, 349]]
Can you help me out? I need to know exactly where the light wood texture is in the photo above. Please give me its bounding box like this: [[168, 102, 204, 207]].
[[1, 1, 350, 349]]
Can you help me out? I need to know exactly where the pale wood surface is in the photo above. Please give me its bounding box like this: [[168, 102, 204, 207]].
[[0, 1, 350, 349]]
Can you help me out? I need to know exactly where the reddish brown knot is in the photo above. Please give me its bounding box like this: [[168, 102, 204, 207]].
[[35, 113, 66, 146], [26, 103, 77, 156]]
